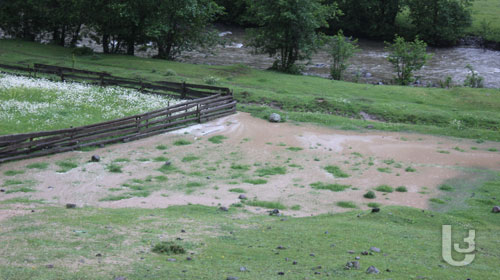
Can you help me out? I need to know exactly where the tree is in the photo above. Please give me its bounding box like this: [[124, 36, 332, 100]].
[[406, 0, 473, 46], [386, 36, 432, 85], [246, 0, 338, 74], [145, 0, 222, 60], [328, 30, 359, 80]]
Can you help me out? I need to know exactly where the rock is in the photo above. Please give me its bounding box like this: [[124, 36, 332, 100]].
[[167, 258, 176, 262], [226, 277, 239, 280], [0, 189, 5, 193], [98, 144, 105, 148], [309, 253, 315, 257], [239, 267, 247, 272], [114, 277, 126, 280], [66, 203, 77, 209], [314, 272, 321, 275], [370, 247, 381, 253], [181, 229, 186, 233], [48, 186, 54, 189], [164, 161, 172, 166], [361, 251, 369, 256], [348, 250, 355, 254], [364, 72, 372, 78], [277, 272, 285, 275], [206, 176, 211, 180], [355, 256, 360, 260], [45, 264, 54, 269], [371, 208, 380, 213], [366, 266, 380, 274], [238, 194, 247, 200], [31, 210, 35, 213], [345, 261, 360, 270], [186, 257, 192, 261], [292, 261, 298, 265], [269, 113, 281, 123], [219, 206, 229, 212], [91, 155, 100, 162], [365, 125, 375, 129], [269, 209, 280, 216], [492, 206, 500, 213], [276, 246, 286, 250]]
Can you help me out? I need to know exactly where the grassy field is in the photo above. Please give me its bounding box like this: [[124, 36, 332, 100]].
[[469, 0, 500, 42], [1, 174, 499, 279], [0, 40, 499, 141]]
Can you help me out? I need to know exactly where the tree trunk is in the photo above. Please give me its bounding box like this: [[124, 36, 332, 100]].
[[126, 39, 135, 56], [70, 24, 82, 47], [59, 26, 66, 47], [102, 34, 109, 54]]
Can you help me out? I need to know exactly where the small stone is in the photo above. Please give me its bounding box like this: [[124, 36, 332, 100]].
[[167, 258, 176, 262], [492, 206, 500, 213], [45, 264, 54, 269], [355, 256, 360, 260], [324, 231, 329, 234], [48, 186, 54, 189], [277, 272, 285, 275], [91, 155, 100, 162], [269, 113, 281, 123], [181, 229, 186, 233], [292, 261, 298, 265], [186, 257, 192, 261], [314, 272, 321, 275], [99, 144, 105, 148], [284, 258, 289, 261], [276, 246, 286, 250], [206, 176, 211, 180], [219, 206, 229, 211], [226, 277, 239, 280], [114, 277, 126, 280], [164, 161, 172, 166], [371, 208, 380, 213], [176, 237, 183, 240], [96, 253, 102, 257], [309, 253, 315, 257], [366, 266, 380, 274], [361, 251, 369, 255], [345, 261, 360, 270], [31, 209, 35, 213], [348, 250, 355, 254], [66, 203, 77, 209], [238, 194, 247, 200], [0, 189, 5, 193], [370, 247, 381, 253], [366, 125, 375, 129], [239, 267, 247, 272], [386, 268, 392, 272]]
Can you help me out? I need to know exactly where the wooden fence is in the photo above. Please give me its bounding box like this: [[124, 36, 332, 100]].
[[0, 62, 232, 99], [0, 63, 236, 163]]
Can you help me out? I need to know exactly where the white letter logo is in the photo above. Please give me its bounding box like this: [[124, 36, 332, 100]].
[[442, 225, 476, 266]]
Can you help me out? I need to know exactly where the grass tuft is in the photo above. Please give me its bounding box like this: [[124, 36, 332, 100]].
[[255, 166, 287, 177], [3, 170, 25, 176], [229, 188, 246, 193], [324, 165, 349, 178], [396, 186, 408, 192], [208, 135, 227, 144], [55, 161, 78, 173], [26, 162, 49, 170], [363, 191, 376, 199], [375, 185, 394, 193], [174, 139, 192, 146], [106, 164, 122, 173], [336, 201, 357, 208], [310, 182, 350, 192], [243, 178, 268, 185], [245, 200, 286, 210]]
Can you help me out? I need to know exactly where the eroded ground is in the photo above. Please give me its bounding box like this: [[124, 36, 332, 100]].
[[1, 113, 499, 219]]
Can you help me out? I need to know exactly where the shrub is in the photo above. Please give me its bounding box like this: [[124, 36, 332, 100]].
[[386, 36, 432, 85], [208, 135, 227, 144], [165, 69, 177, 76], [367, 202, 381, 208], [396, 186, 408, 192], [310, 182, 350, 192], [464, 64, 484, 88], [324, 165, 349, 178], [152, 242, 186, 254], [439, 184, 454, 192], [174, 139, 192, 146], [204, 76, 219, 85], [375, 185, 394, 193], [336, 201, 357, 208], [405, 167, 416, 172], [329, 30, 359, 80], [364, 191, 376, 199], [72, 46, 94, 56]]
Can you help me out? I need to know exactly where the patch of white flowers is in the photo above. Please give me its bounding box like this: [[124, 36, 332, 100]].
[[0, 74, 185, 131]]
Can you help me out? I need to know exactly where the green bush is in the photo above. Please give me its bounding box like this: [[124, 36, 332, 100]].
[[396, 186, 408, 192], [364, 191, 376, 199], [152, 242, 186, 254], [375, 185, 394, 193]]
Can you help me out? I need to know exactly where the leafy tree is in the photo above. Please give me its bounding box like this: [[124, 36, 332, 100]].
[[0, 0, 47, 41], [246, 0, 338, 74], [406, 0, 473, 46], [386, 36, 432, 85], [214, 0, 249, 26], [328, 30, 359, 80], [463, 64, 484, 88], [329, 0, 401, 40], [146, 0, 222, 60]]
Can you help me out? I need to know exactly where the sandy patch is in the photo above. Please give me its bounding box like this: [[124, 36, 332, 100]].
[[1, 113, 499, 217]]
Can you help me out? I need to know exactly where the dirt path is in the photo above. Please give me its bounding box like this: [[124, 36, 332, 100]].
[[1, 113, 499, 217]]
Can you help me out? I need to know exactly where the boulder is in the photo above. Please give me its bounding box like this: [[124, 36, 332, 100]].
[[366, 266, 380, 274], [91, 155, 100, 162], [269, 113, 281, 123], [492, 206, 500, 213]]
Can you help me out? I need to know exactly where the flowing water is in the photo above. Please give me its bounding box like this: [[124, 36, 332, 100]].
[[175, 27, 500, 88]]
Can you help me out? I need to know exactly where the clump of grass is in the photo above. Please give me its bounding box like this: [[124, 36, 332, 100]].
[[291, 205, 301, 210], [182, 155, 200, 162], [245, 200, 286, 210], [26, 162, 49, 170], [231, 203, 244, 208], [156, 145, 168, 150], [3, 179, 23, 186], [430, 198, 446, 204], [256, 166, 287, 177], [383, 159, 395, 165], [208, 135, 227, 144], [439, 184, 454, 192], [244, 178, 268, 185], [336, 201, 357, 208], [231, 164, 250, 171], [186, 182, 203, 188], [229, 188, 246, 193], [405, 167, 416, 172], [324, 165, 349, 178], [364, 191, 376, 199], [153, 156, 168, 162], [154, 176, 168, 182], [438, 150, 450, 154], [4, 170, 25, 176], [375, 185, 394, 193], [113, 158, 130, 163], [106, 164, 123, 173], [165, 69, 177, 76], [453, 147, 465, 152], [377, 167, 391, 173], [152, 242, 186, 254], [396, 186, 408, 192], [351, 152, 363, 157], [56, 161, 78, 173], [367, 202, 381, 208], [5, 187, 35, 194], [286, 147, 303, 152], [137, 158, 150, 162], [488, 148, 498, 152], [173, 139, 192, 146], [99, 194, 132, 201], [310, 182, 350, 192]]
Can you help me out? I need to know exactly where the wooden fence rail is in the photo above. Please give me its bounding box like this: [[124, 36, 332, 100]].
[[0, 63, 237, 163]]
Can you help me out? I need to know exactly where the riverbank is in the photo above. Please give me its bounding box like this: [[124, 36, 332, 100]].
[[1, 39, 499, 141]]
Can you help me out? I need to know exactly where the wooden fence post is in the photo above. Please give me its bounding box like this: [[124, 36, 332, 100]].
[[197, 104, 201, 123], [181, 82, 187, 99]]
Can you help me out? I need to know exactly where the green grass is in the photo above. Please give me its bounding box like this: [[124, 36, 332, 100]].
[[3, 170, 25, 176], [468, 0, 500, 42], [153, 156, 168, 162], [336, 201, 357, 208], [26, 162, 49, 170], [243, 178, 268, 185], [0, 40, 498, 142], [156, 144, 168, 150], [99, 194, 132, 201], [113, 158, 130, 163], [230, 164, 251, 171], [377, 167, 392, 173], [173, 139, 192, 146], [286, 147, 303, 152], [182, 155, 200, 162], [367, 202, 381, 208], [375, 185, 394, 193], [245, 200, 286, 210], [255, 166, 287, 177], [396, 186, 408, 192], [229, 188, 246, 193], [439, 184, 454, 192], [324, 165, 349, 178], [5, 187, 36, 194], [488, 148, 498, 152], [310, 182, 351, 192], [106, 164, 122, 173], [55, 161, 78, 173], [405, 166, 416, 172], [207, 135, 227, 144], [186, 182, 203, 188], [429, 198, 446, 204], [290, 205, 301, 210]]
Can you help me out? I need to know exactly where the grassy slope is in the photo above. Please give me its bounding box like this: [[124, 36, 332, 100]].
[[1, 174, 499, 279], [1, 40, 499, 141], [469, 0, 500, 42]]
